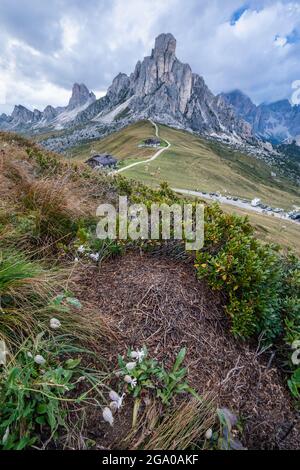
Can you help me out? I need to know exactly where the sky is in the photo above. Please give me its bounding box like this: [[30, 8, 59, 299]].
[[0, 0, 300, 114]]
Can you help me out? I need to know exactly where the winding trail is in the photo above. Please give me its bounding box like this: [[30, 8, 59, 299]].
[[115, 119, 171, 174]]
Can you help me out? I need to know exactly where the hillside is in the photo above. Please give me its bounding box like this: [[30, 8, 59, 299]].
[[69, 121, 300, 208], [68, 120, 300, 253], [0, 131, 300, 450]]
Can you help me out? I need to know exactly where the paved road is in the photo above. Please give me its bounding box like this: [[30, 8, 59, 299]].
[[172, 188, 298, 224], [115, 119, 170, 174]]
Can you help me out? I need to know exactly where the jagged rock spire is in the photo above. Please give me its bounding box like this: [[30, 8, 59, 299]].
[[67, 83, 96, 110]]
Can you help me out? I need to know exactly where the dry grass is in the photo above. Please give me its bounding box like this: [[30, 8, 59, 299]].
[[220, 203, 300, 255], [0, 140, 121, 350], [125, 397, 216, 450]]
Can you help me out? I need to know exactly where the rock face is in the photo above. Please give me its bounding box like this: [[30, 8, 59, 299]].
[[43, 105, 58, 122], [221, 90, 300, 143], [11, 105, 34, 125], [67, 83, 96, 110], [74, 33, 253, 142]]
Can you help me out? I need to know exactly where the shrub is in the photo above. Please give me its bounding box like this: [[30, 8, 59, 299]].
[[195, 205, 298, 344]]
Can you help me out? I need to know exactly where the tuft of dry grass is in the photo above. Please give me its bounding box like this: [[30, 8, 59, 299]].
[[126, 397, 216, 450]]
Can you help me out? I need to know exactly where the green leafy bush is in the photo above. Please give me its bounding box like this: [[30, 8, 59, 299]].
[[288, 368, 300, 399], [195, 205, 299, 344]]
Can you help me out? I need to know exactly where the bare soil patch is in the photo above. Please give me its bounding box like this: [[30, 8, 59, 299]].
[[73, 251, 300, 450]]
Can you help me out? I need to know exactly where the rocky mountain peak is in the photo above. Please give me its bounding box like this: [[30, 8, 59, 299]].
[[152, 33, 177, 58], [11, 105, 33, 124], [266, 99, 291, 113], [107, 73, 131, 105], [220, 90, 257, 120], [67, 83, 96, 110], [43, 105, 58, 121], [72, 32, 254, 142], [0, 33, 257, 144]]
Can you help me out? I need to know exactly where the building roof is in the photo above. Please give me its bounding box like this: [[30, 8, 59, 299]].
[[86, 153, 117, 166], [144, 138, 160, 144]]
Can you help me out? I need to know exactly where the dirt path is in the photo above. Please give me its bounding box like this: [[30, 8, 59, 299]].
[[115, 119, 171, 174]]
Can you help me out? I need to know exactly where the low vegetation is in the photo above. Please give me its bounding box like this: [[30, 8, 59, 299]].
[[0, 131, 299, 450]]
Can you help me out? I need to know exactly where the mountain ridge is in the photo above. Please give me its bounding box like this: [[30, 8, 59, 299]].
[[0, 82, 96, 131], [0, 32, 299, 153], [73, 33, 254, 143], [220, 89, 300, 144]]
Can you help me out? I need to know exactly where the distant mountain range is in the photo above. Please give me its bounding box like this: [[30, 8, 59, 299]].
[[220, 90, 300, 144], [0, 33, 299, 150], [0, 83, 96, 131]]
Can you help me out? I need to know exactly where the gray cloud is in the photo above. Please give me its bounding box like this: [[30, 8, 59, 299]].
[[0, 0, 299, 114]]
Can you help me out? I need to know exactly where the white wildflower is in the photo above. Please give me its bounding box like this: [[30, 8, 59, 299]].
[[74, 257, 79, 263], [0, 341, 9, 366], [124, 375, 137, 388], [50, 318, 61, 330], [34, 355, 46, 365], [2, 426, 9, 445], [102, 407, 114, 426], [130, 348, 146, 363], [77, 245, 85, 254], [205, 428, 213, 440], [126, 362, 137, 371], [109, 390, 120, 402], [90, 253, 100, 262], [109, 401, 118, 412], [109, 390, 125, 409], [77, 376, 86, 383], [27, 352, 33, 358]]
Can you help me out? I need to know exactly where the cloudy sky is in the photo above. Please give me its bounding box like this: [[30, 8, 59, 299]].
[[0, 0, 300, 114]]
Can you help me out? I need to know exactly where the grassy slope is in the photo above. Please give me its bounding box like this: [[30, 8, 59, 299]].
[[70, 121, 300, 210], [67, 121, 300, 251], [65, 120, 157, 164], [220, 203, 300, 255], [125, 125, 300, 211]]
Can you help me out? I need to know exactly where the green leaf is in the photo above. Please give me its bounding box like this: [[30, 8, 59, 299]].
[[52, 294, 65, 306], [173, 348, 186, 372], [36, 416, 47, 425], [16, 436, 36, 450], [37, 403, 48, 414], [65, 358, 81, 369], [66, 297, 82, 309]]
